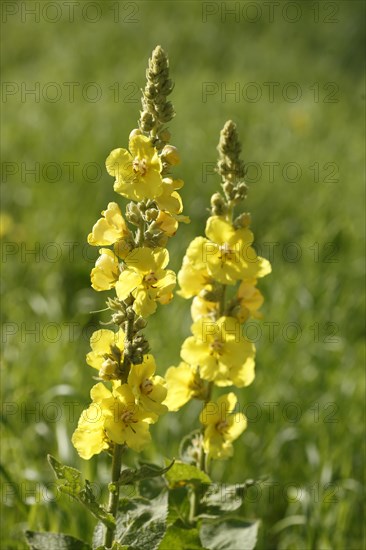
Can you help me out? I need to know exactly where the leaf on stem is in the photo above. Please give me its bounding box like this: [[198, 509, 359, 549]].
[[25, 531, 91, 550], [165, 460, 211, 487], [115, 459, 175, 486], [199, 518, 259, 550], [47, 455, 115, 530]]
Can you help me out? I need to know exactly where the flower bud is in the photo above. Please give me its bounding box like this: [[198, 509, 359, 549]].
[[126, 306, 135, 320], [234, 212, 251, 229], [111, 312, 126, 326], [129, 128, 142, 140], [210, 193, 227, 216], [161, 145, 180, 165], [125, 202, 142, 225], [145, 208, 159, 221], [140, 111, 155, 132], [99, 358, 118, 380], [222, 181, 234, 196], [158, 128, 171, 142], [134, 317, 147, 331]]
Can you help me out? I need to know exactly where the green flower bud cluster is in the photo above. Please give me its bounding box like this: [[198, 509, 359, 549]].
[[212, 120, 248, 215], [105, 297, 149, 373], [139, 45, 175, 136]]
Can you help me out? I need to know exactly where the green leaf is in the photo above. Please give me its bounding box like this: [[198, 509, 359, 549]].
[[116, 493, 168, 549], [47, 455, 115, 530], [159, 523, 204, 549], [199, 518, 259, 550], [92, 523, 105, 549], [167, 486, 191, 525], [47, 454, 83, 495], [95, 544, 128, 550], [25, 531, 91, 550], [165, 461, 211, 487], [200, 481, 257, 513], [117, 459, 175, 486]]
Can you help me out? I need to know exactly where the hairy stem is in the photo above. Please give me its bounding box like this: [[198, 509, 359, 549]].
[[104, 443, 123, 548], [105, 303, 136, 546]]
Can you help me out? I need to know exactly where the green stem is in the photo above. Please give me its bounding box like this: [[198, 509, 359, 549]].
[[105, 304, 135, 546], [104, 443, 123, 548]]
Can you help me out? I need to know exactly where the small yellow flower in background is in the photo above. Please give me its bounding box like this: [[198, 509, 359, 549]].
[[91, 248, 120, 291], [106, 134, 163, 201], [164, 362, 205, 411], [103, 384, 152, 452], [72, 383, 111, 460], [181, 316, 255, 387], [127, 354, 168, 421], [115, 247, 176, 317], [177, 255, 213, 299], [200, 392, 247, 460], [86, 328, 125, 380]]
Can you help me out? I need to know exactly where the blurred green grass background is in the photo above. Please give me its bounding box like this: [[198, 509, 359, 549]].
[[1, 1, 365, 548]]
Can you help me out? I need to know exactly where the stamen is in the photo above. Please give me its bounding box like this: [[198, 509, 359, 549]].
[[133, 157, 148, 176]]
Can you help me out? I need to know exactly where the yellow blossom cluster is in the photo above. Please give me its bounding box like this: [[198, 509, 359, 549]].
[[72, 345, 167, 459], [72, 46, 187, 460], [164, 121, 271, 461]]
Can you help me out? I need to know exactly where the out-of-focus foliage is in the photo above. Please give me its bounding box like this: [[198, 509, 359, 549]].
[[1, 1, 364, 548]]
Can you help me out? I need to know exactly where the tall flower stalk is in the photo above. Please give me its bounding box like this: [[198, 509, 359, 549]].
[[164, 120, 271, 519], [71, 45, 188, 548]]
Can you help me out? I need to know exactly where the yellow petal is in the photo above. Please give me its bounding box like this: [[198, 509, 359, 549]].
[[91, 248, 120, 291], [115, 269, 142, 300], [205, 216, 235, 245], [133, 288, 157, 317], [88, 202, 127, 246], [90, 382, 112, 403], [125, 247, 155, 272], [181, 336, 209, 366], [128, 355, 156, 387], [227, 412, 247, 441], [106, 148, 132, 177], [178, 258, 211, 299], [164, 363, 195, 411], [186, 237, 212, 270], [71, 403, 109, 460]]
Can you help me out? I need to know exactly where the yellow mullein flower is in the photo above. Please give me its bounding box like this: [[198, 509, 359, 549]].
[[177, 255, 213, 299], [200, 392, 247, 460], [88, 202, 132, 259], [106, 134, 163, 201], [189, 216, 271, 285], [156, 177, 184, 213], [127, 354, 168, 421], [191, 295, 219, 321], [72, 383, 111, 460], [115, 247, 176, 317], [102, 384, 151, 452], [164, 362, 205, 411], [91, 248, 120, 291], [86, 328, 125, 380], [181, 316, 255, 387], [154, 178, 189, 237], [234, 279, 265, 323]]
